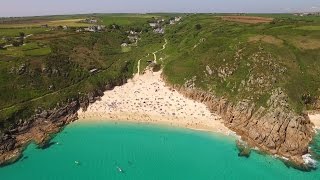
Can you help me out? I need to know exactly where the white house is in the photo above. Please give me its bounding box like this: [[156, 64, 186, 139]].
[[175, 17, 182, 22], [153, 28, 165, 34], [149, 23, 157, 28]]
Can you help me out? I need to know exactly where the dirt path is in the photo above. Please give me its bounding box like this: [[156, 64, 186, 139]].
[[0, 60, 118, 113], [137, 59, 141, 74], [152, 39, 167, 63], [0, 39, 168, 114]]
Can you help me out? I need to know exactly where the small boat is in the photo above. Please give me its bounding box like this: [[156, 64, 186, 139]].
[[116, 166, 123, 173], [75, 161, 80, 165]]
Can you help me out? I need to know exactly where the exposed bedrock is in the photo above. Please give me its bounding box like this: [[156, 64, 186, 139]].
[[0, 77, 129, 166], [0, 101, 79, 166], [171, 83, 314, 169]]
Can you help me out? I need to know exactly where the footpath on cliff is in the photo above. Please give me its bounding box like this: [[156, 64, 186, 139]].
[[78, 39, 232, 135]]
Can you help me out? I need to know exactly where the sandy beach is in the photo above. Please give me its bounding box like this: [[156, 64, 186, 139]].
[[309, 113, 320, 130], [77, 69, 232, 135]]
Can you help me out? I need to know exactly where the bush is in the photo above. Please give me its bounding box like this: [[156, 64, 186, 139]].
[[152, 63, 161, 72], [12, 40, 22, 47], [195, 24, 202, 30]]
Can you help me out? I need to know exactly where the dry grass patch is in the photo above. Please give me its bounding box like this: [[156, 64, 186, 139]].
[[221, 16, 273, 24], [46, 19, 89, 27], [248, 35, 284, 46], [0, 19, 90, 28], [285, 36, 320, 50]]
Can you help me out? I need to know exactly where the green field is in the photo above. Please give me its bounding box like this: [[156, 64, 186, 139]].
[[100, 14, 160, 26], [0, 28, 47, 37], [295, 25, 320, 31]]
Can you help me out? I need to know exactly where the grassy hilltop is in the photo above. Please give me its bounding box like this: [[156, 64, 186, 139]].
[[1, 12, 320, 132], [0, 14, 164, 129], [163, 14, 320, 114], [1, 12, 320, 168]]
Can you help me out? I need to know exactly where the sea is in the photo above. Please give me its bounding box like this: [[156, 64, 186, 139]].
[[0, 122, 320, 180]]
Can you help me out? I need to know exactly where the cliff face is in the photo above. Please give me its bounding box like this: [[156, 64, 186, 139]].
[[0, 78, 128, 166], [171, 84, 314, 168], [0, 73, 315, 169], [0, 101, 79, 165]]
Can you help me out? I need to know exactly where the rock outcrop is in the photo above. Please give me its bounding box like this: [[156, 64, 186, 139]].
[[0, 77, 129, 166], [0, 101, 79, 166], [0, 71, 315, 170], [166, 78, 315, 169]]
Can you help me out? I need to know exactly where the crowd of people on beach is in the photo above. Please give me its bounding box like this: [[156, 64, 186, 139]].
[[78, 70, 229, 134]]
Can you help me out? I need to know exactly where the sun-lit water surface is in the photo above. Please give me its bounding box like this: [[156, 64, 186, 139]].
[[1, 122, 320, 180]]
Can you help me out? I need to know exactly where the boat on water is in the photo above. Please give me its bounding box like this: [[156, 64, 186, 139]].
[[117, 166, 124, 173]]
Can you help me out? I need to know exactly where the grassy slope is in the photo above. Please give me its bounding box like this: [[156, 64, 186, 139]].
[[163, 14, 320, 113], [0, 14, 164, 130]]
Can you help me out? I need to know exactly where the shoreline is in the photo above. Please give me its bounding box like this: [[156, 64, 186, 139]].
[[309, 113, 320, 130], [75, 68, 318, 169], [77, 112, 235, 136], [77, 69, 233, 136]]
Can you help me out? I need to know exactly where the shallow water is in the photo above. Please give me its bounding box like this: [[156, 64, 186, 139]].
[[1, 122, 320, 180]]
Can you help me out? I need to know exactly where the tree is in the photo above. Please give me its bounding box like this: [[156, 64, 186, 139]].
[[19, 32, 25, 44], [112, 23, 120, 30], [108, 23, 120, 30], [12, 40, 22, 47], [195, 24, 202, 30], [0, 43, 5, 49], [19, 32, 25, 38]]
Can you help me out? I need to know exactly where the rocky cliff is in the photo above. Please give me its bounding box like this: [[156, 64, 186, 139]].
[[0, 101, 79, 166], [0, 72, 315, 170], [166, 79, 315, 170], [0, 78, 128, 166]]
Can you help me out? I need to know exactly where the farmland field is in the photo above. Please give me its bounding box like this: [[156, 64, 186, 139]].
[[221, 16, 274, 24], [101, 14, 160, 26], [295, 25, 320, 31], [0, 18, 90, 28], [0, 27, 47, 37]]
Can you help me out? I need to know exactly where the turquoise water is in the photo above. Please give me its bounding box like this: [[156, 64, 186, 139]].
[[1, 122, 320, 180]]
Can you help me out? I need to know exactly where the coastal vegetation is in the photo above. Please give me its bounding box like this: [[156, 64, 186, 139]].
[[1, 13, 320, 169], [0, 14, 164, 130], [163, 14, 320, 113]]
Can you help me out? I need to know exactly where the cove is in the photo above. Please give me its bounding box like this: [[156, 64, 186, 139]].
[[0, 122, 320, 180]]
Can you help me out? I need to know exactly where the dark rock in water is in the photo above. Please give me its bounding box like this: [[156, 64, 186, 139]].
[[23, 156, 28, 160], [169, 85, 314, 167], [0, 152, 23, 168], [236, 140, 251, 158], [38, 141, 57, 150], [19, 155, 29, 162]]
